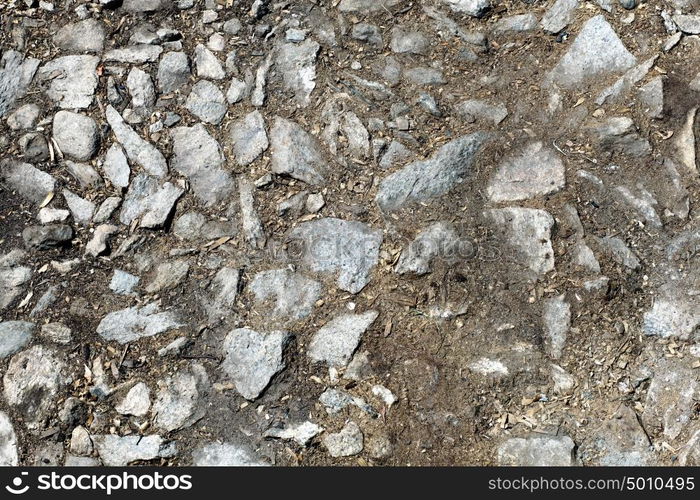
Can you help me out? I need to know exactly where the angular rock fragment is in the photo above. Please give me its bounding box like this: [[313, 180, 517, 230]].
[[376, 133, 490, 212], [185, 80, 226, 124], [308, 310, 379, 367], [395, 222, 460, 275], [485, 207, 555, 277], [288, 218, 382, 293], [542, 295, 571, 359], [323, 422, 364, 457], [93, 435, 175, 467], [201, 267, 240, 322], [0, 50, 40, 117], [157, 51, 191, 93], [145, 259, 189, 293], [264, 422, 323, 446], [0, 412, 18, 466], [0, 250, 32, 310], [37, 55, 99, 109], [643, 358, 698, 439], [192, 443, 266, 466], [22, 224, 73, 250], [119, 174, 184, 229], [250, 269, 322, 320], [85, 224, 119, 257], [276, 39, 319, 106], [0, 321, 34, 359], [270, 117, 328, 185], [545, 15, 636, 89], [0, 160, 55, 204], [578, 406, 653, 466], [171, 124, 234, 206], [497, 435, 577, 466], [239, 178, 266, 249], [487, 142, 565, 202], [194, 44, 225, 80], [106, 105, 167, 178], [103, 144, 131, 189], [104, 45, 163, 64], [116, 383, 151, 417], [96, 303, 182, 343], [540, 0, 578, 35], [221, 328, 289, 400], [153, 364, 208, 432], [3, 345, 66, 430], [63, 189, 95, 225], [54, 19, 105, 53], [228, 110, 268, 166]]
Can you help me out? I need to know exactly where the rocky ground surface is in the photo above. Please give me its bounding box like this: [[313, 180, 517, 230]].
[[1, 0, 700, 467]]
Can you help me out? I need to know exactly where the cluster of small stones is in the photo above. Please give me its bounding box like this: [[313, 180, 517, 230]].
[[1, 0, 700, 466]]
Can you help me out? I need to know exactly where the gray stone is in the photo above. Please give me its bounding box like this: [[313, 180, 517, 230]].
[[96, 303, 182, 343], [578, 406, 653, 466], [0, 50, 40, 117], [224, 18, 242, 35], [37, 55, 99, 109], [543, 295, 571, 359], [587, 117, 651, 157], [192, 443, 266, 466], [157, 52, 191, 93], [485, 207, 555, 277], [153, 364, 208, 431], [487, 142, 565, 202], [7, 103, 40, 130], [0, 321, 34, 359], [275, 40, 319, 107], [494, 14, 538, 33], [222, 328, 289, 400], [498, 435, 577, 466], [122, 0, 173, 12], [103, 144, 130, 189], [119, 174, 184, 229], [643, 358, 697, 439], [65, 456, 100, 467], [674, 108, 696, 175], [540, 0, 578, 34], [351, 23, 383, 47], [226, 77, 248, 104], [145, 259, 189, 293], [93, 435, 175, 466], [638, 76, 664, 119], [546, 15, 636, 89], [455, 100, 507, 125], [674, 14, 700, 34], [264, 421, 323, 446], [270, 117, 329, 183], [104, 45, 163, 64], [53, 111, 100, 161], [0, 160, 55, 204], [93, 197, 121, 224], [185, 80, 226, 124], [308, 310, 379, 367], [110, 270, 140, 295], [238, 178, 265, 249], [0, 412, 18, 466], [3, 345, 66, 430], [38, 208, 69, 224], [277, 191, 308, 217], [339, 0, 402, 11], [376, 132, 490, 213], [250, 269, 322, 320], [251, 53, 273, 107], [85, 224, 119, 257], [63, 189, 95, 225], [201, 267, 240, 322], [173, 212, 236, 241], [55, 19, 105, 53], [65, 161, 102, 189], [0, 251, 31, 310], [599, 236, 640, 269], [19, 133, 49, 162], [644, 281, 700, 340], [106, 105, 167, 178], [194, 44, 225, 80], [572, 240, 600, 273], [396, 222, 460, 275], [403, 67, 445, 86], [171, 124, 234, 206], [390, 28, 429, 54], [596, 56, 657, 106], [40, 323, 72, 344], [229, 110, 268, 166], [442, 0, 490, 17], [127, 67, 156, 111], [323, 422, 364, 457], [70, 426, 93, 456], [22, 224, 73, 250], [289, 218, 382, 293]]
